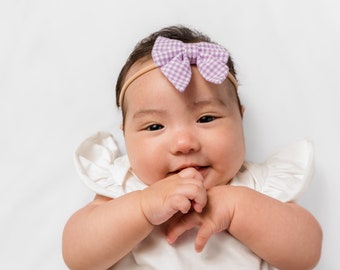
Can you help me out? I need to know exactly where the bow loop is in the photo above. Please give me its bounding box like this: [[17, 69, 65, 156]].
[[152, 38, 185, 66], [152, 36, 230, 92]]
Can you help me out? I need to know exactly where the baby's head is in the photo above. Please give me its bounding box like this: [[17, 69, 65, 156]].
[[116, 26, 241, 115], [116, 25, 245, 188]]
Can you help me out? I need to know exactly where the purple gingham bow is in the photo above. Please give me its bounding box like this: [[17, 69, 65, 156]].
[[151, 36, 230, 92]]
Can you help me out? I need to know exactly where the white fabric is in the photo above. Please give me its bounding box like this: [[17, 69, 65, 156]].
[[74, 132, 147, 198], [75, 132, 313, 269]]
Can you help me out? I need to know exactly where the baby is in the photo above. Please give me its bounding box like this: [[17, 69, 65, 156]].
[[63, 25, 322, 270]]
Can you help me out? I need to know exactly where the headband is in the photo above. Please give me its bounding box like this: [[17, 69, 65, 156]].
[[119, 36, 238, 107]]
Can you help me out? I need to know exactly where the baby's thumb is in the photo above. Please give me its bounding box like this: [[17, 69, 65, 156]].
[[179, 167, 203, 181]]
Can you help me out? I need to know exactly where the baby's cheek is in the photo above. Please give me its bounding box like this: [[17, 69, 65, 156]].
[[132, 163, 164, 186], [217, 156, 240, 181]]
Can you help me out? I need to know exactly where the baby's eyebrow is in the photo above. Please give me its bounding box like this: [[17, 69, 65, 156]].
[[132, 109, 167, 119]]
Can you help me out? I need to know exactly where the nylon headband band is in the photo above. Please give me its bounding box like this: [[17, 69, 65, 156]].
[[118, 63, 238, 107], [119, 64, 158, 107]]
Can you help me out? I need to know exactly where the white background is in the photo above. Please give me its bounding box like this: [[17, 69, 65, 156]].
[[0, 0, 339, 269]]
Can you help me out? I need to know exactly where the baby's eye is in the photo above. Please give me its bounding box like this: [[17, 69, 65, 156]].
[[197, 115, 216, 123], [146, 124, 164, 131]]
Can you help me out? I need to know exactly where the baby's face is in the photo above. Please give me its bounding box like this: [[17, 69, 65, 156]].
[[123, 60, 245, 188]]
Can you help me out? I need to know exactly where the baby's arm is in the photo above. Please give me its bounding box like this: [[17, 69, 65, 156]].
[[62, 168, 206, 270], [62, 192, 153, 270], [167, 185, 322, 270]]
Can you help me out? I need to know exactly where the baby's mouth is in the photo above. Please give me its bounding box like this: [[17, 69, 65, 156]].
[[170, 166, 209, 176]]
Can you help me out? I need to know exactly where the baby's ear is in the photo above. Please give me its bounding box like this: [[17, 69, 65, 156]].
[[241, 105, 246, 117]]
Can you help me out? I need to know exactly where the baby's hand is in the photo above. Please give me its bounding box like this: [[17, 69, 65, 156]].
[[166, 185, 233, 252], [140, 168, 207, 226]]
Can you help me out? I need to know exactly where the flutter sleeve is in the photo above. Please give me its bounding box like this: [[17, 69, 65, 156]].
[[232, 140, 314, 202], [74, 132, 147, 198]]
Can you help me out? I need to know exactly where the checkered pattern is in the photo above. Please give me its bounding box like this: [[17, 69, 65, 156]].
[[152, 36, 230, 92]]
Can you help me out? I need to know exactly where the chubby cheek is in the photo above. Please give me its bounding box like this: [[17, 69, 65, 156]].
[[207, 136, 245, 187], [125, 139, 164, 186]]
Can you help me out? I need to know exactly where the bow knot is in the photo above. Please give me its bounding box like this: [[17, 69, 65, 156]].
[[152, 36, 230, 92], [185, 43, 199, 63]]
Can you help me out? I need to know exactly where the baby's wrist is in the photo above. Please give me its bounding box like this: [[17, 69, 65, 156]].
[[137, 190, 155, 227]]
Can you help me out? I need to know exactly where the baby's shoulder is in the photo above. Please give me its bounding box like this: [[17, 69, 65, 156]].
[[74, 132, 147, 198], [232, 140, 314, 202]]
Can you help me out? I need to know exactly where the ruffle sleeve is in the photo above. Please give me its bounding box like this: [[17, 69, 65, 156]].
[[232, 140, 314, 202], [74, 132, 147, 198]]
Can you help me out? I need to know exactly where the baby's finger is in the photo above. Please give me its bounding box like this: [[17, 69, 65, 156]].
[[168, 194, 192, 214], [179, 167, 203, 181], [177, 175, 207, 212], [166, 212, 200, 244], [191, 195, 207, 213], [195, 223, 214, 253], [179, 183, 207, 213]]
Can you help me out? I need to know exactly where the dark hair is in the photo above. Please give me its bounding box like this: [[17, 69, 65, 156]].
[[115, 25, 240, 111]]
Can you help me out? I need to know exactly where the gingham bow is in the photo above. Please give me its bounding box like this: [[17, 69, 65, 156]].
[[151, 36, 230, 92]]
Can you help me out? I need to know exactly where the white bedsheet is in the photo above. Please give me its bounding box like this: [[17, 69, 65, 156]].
[[0, 1, 338, 269]]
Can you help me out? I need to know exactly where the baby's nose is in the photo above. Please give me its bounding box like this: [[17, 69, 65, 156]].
[[170, 129, 201, 154]]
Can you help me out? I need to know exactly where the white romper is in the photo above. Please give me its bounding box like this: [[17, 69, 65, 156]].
[[75, 132, 314, 270]]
